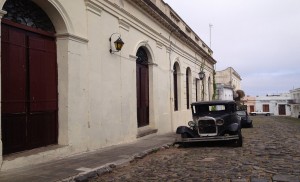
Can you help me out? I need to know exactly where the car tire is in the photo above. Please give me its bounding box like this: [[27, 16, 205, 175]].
[[181, 133, 189, 138], [232, 131, 243, 147], [180, 133, 189, 147], [250, 123, 253, 128]]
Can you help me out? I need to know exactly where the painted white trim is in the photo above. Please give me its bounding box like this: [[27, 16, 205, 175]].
[[85, 0, 103, 17], [56, 33, 89, 44]]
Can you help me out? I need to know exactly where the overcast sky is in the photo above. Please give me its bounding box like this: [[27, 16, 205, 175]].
[[163, 0, 300, 96]]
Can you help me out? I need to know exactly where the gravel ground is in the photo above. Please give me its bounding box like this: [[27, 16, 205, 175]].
[[89, 116, 300, 182]]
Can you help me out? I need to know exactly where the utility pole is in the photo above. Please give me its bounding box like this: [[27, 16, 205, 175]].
[[209, 24, 216, 71], [209, 24, 213, 48]]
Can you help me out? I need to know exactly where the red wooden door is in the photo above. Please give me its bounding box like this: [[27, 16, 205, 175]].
[[250, 105, 254, 112], [1, 24, 27, 154], [1, 23, 58, 154], [263, 104, 270, 112]]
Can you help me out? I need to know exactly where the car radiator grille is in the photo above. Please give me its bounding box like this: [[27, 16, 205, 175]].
[[198, 119, 217, 134]]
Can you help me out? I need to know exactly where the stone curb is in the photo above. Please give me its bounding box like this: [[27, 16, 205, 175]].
[[57, 143, 173, 182]]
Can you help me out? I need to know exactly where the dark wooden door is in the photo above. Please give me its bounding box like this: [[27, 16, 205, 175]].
[[136, 63, 149, 127], [250, 105, 254, 112], [278, 105, 286, 115], [136, 47, 149, 128], [1, 23, 58, 154], [263, 104, 269, 112]]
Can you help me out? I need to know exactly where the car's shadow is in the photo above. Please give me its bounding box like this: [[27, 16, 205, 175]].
[[176, 141, 240, 148]]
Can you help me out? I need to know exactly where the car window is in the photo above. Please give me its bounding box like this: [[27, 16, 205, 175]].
[[209, 105, 225, 111], [237, 111, 246, 116], [194, 104, 227, 114]]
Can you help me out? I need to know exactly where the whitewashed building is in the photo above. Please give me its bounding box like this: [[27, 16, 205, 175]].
[[289, 88, 300, 118], [215, 67, 242, 91], [216, 83, 234, 100], [255, 93, 291, 116], [215, 67, 242, 101], [0, 0, 216, 170]]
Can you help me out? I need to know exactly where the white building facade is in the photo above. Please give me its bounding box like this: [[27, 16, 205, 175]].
[[289, 88, 300, 118], [255, 94, 291, 116], [215, 67, 242, 91], [215, 67, 242, 101], [0, 0, 216, 170], [216, 83, 234, 100]]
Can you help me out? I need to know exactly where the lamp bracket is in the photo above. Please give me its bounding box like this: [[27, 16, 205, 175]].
[[109, 33, 123, 54]]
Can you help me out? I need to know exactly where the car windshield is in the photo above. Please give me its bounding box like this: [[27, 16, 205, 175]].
[[193, 104, 231, 115], [237, 110, 246, 116]]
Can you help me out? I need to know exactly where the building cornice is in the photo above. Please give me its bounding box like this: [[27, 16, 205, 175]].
[[127, 0, 216, 65]]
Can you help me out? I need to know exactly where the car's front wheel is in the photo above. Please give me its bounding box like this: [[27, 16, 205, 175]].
[[180, 133, 189, 147], [232, 131, 243, 147], [181, 133, 189, 138]]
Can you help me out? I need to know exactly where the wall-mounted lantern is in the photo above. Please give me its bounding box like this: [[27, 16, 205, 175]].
[[198, 64, 205, 80], [199, 63, 206, 101], [109, 33, 124, 53], [198, 70, 205, 80]]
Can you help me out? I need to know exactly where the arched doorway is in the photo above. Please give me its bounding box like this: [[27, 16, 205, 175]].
[[186, 67, 191, 109], [1, 0, 58, 154], [173, 62, 180, 111], [208, 76, 211, 100], [136, 47, 149, 128]]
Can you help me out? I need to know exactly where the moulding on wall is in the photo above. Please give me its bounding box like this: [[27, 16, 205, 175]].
[[56, 33, 89, 44], [129, 54, 138, 59], [0, 10, 7, 18], [85, 0, 103, 17], [119, 18, 130, 31], [156, 41, 163, 49]]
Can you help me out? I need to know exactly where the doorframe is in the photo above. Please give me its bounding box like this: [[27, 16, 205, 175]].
[[0, 0, 73, 158], [134, 42, 157, 137], [1, 19, 58, 154]]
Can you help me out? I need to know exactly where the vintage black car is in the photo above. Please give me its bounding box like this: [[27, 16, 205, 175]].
[[237, 110, 253, 128], [175, 100, 243, 147]]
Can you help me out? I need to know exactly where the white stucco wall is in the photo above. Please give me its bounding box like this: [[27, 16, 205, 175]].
[[255, 94, 292, 116], [215, 67, 242, 90], [290, 88, 300, 118], [0, 0, 216, 170]]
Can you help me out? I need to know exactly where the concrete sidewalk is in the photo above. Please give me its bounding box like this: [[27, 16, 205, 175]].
[[0, 133, 176, 182]]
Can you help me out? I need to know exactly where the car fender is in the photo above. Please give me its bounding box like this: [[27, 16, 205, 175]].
[[176, 126, 198, 137], [226, 123, 240, 132]]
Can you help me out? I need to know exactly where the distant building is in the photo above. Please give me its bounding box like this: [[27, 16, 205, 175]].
[[215, 67, 242, 101], [254, 93, 291, 116], [242, 96, 256, 113], [215, 67, 242, 91], [289, 88, 300, 118], [216, 83, 234, 100]]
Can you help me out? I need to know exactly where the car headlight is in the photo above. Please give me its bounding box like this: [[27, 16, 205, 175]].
[[188, 121, 196, 127], [216, 119, 224, 126]]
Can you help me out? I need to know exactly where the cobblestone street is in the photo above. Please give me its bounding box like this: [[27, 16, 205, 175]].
[[89, 116, 300, 182]]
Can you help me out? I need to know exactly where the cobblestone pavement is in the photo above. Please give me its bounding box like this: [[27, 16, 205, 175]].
[[89, 116, 300, 182]]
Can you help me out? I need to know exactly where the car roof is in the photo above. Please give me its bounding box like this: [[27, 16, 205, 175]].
[[191, 100, 236, 106]]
